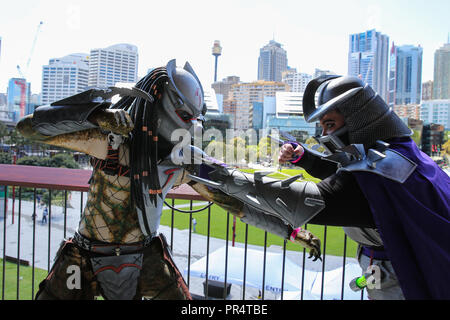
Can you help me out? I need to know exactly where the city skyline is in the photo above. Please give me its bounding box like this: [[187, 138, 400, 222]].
[[348, 29, 390, 101], [0, 0, 449, 95]]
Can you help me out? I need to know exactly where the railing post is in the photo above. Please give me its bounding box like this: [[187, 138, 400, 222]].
[[80, 192, 84, 218], [16, 187, 22, 300], [187, 200, 193, 289], [170, 199, 175, 253], [31, 188, 37, 300], [281, 239, 287, 300], [170, 198, 175, 252], [320, 226, 328, 300], [204, 205, 211, 299], [47, 189, 52, 272], [232, 216, 236, 247], [224, 212, 230, 300], [2, 185, 7, 300], [300, 223, 307, 300], [262, 231, 268, 300], [242, 223, 248, 300], [341, 233, 348, 300], [63, 190, 68, 239]]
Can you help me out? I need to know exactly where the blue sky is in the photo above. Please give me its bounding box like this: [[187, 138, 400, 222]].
[[0, 0, 449, 94]]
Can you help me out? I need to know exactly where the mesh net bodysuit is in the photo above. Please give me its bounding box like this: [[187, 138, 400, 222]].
[[78, 142, 144, 243], [35, 140, 191, 300]]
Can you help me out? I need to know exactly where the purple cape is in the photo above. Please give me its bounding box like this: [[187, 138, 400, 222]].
[[352, 138, 450, 299]]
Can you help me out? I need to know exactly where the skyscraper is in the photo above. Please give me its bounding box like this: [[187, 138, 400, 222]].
[[212, 76, 240, 101], [7, 78, 30, 122], [348, 29, 389, 101], [392, 104, 421, 120], [422, 80, 433, 101], [41, 53, 89, 105], [275, 91, 304, 117], [314, 68, 336, 78], [88, 43, 138, 88], [228, 80, 288, 129], [281, 70, 312, 92], [433, 42, 450, 99], [257, 40, 288, 82], [421, 99, 450, 129], [388, 43, 423, 106]]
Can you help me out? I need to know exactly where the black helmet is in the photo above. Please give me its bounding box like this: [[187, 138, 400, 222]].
[[159, 59, 205, 144], [303, 75, 412, 148]]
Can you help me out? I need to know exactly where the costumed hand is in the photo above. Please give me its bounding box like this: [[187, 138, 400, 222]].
[[90, 109, 134, 137], [190, 181, 244, 217], [290, 227, 322, 261], [279, 143, 304, 163]]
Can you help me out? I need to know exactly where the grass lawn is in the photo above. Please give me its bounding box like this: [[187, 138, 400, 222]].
[[161, 203, 357, 258], [161, 167, 358, 258], [0, 259, 48, 300]]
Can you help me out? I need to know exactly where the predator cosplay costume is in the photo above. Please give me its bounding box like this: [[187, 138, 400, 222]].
[[16, 60, 323, 300], [16, 60, 205, 300]]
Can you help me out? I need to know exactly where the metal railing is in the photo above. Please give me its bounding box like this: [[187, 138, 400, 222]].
[[0, 164, 363, 300]]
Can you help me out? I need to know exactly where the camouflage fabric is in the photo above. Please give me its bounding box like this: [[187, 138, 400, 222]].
[[35, 235, 191, 300]]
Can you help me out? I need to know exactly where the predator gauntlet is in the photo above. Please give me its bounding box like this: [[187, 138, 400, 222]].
[[176, 146, 326, 230], [24, 87, 149, 137]]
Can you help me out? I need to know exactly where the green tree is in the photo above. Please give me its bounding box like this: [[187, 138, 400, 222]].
[[226, 136, 246, 164], [16, 156, 50, 167], [256, 136, 281, 165], [16, 153, 79, 169], [0, 121, 8, 142], [0, 152, 12, 164], [442, 140, 450, 155], [48, 153, 80, 169], [204, 140, 227, 161], [245, 145, 258, 163], [411, 129, 422, 147]]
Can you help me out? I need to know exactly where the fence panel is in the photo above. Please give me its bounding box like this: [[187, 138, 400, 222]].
[[0, 164, 361, 300]]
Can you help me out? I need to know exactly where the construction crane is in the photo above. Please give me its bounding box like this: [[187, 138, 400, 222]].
[[16, 21, 43, 118], [17, 21, 43, 77]]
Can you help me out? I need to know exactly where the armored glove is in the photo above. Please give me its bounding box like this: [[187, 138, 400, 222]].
[[188, 164, 325, 230]]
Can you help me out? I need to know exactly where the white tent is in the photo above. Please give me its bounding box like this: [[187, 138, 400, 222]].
[[186, 246, 367, 300], [283, 263, 368, 300]]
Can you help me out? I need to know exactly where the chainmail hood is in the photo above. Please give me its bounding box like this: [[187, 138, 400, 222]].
[[303, 75, 412, 148]]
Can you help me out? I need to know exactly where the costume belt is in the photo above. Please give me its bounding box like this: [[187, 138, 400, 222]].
[[361, 246, 389, 261], [73, 232, 153, 256]]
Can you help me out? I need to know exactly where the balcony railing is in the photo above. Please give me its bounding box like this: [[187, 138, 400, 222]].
[[0, 164, 365, 300]]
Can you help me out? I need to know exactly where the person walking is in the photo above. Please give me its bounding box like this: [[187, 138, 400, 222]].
[[41, 206, 48, 224]]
